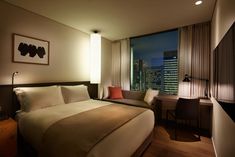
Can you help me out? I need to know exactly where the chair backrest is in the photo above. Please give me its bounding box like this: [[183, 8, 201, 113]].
[[175, 98, 200, 120]]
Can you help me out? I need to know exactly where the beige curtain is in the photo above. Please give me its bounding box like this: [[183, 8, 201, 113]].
[[191, 22, 210, 97], [111, 42, 121, 86], [178, 22, 210, 98], [178, 26, 192, 97], [111, 39, 130, 90], [120, 39, 130, 90]]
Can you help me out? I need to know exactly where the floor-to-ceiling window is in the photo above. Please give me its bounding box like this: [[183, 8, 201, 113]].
[[130, 29, 178, 94]]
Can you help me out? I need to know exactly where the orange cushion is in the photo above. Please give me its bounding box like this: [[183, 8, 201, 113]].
[[108, 86, 123, 99]]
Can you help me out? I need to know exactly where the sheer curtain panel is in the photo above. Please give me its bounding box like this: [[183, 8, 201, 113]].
[[178, 22, 210, 98], [111, 39, 130, 90]]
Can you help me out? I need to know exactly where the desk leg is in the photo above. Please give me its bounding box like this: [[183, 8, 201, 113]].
[[155, 99, 162, 123]]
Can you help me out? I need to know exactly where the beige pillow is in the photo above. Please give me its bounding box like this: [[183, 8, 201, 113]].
[[61, 85, 90, 103], [144, 88, 159, 105], [14, 86, 65, 112]]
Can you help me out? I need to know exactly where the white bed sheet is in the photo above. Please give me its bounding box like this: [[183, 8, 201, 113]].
[[17, 99, 154, 157]]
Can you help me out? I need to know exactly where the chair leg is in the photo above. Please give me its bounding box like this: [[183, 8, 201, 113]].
[[153, 108, 157, 126], [197, 119, 200, 140], [166, 110, 168, 128], [175, 119, 177, 140]]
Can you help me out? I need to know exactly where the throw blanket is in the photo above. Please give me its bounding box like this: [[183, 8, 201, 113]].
[[39, 104, 146, 157]]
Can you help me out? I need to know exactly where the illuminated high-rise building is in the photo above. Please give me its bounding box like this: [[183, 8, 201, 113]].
[[163, 50, 178, 94]]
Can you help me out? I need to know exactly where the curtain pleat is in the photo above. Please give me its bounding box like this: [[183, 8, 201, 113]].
[[178, 26, 192, 97], [120, 39, 130, 90], [111, 42, 121, 86], [111, 39, 130, 90], [179, 22, 210, 98], [191, 22, 210, 97]]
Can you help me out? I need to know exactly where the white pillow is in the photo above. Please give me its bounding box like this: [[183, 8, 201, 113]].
[[144, 88, 159, 105], [14, 86, 65, 112], [61, 85, 90, 103]]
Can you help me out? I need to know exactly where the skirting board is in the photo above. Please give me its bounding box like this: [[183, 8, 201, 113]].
[[212, 137, 218, 157]]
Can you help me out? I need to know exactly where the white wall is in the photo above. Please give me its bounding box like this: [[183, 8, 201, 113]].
[[211, 98, 235, 157], [0, 1, 112, 85], [211, 0, 235, 156]]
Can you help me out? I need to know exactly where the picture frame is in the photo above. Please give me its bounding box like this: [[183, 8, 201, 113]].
[[13, 33, 50, 65]]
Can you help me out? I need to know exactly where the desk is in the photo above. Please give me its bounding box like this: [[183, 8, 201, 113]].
[[155, 95, 212, 106], [154, 95, 213, 136]]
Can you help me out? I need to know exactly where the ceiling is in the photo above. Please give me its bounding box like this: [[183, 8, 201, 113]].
[[4, 0, 216, 41]]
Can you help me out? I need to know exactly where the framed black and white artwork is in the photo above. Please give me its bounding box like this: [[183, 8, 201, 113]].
[[13, 34, 49, 65]]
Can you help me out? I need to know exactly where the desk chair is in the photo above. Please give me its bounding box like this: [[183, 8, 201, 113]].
[[166, 97, 200, 140]]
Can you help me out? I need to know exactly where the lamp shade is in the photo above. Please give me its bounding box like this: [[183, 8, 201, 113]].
[[90, 32, 101, 84]]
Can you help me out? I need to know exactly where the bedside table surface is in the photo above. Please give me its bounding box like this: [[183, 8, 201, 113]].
[[0, 118, 16, 126], [0, 118, 17, 157]]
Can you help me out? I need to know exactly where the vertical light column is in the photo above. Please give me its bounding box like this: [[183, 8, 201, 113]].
[[90, 32, 101, 84]]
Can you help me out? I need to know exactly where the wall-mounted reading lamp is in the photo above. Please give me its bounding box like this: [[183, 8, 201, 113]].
[[183, 74, 209, 98], [90, 31, 101, 84], [11, 71, 18, 117], [12, 71, 18, 86], [0, 72, 18, 119]]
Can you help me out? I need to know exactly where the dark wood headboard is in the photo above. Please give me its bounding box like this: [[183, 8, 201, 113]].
[[0, 81, 98, 118]]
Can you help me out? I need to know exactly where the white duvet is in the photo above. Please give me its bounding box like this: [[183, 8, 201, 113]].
[[17, 99, 154, 157]]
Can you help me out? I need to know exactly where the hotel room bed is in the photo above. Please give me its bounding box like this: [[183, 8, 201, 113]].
[[14, 85, 154, 157]]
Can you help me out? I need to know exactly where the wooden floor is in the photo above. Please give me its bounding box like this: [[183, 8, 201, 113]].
[[142, 124, 215, 157]]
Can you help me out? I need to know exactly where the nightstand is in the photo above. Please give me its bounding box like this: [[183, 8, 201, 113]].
[[0, 118, 17, 157]]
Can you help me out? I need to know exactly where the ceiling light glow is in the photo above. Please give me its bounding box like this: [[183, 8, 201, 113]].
[[195, 0, 203, 5]]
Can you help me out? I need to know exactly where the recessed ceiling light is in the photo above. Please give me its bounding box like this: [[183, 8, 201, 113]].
[[195, 0, 203, 5]]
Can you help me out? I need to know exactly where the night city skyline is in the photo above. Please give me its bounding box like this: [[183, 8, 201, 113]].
[[131, 30, 178, 94], [131, 30, 178, 67]]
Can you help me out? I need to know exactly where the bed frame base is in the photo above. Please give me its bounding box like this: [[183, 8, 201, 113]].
[[132, 130, 154, 157], [17, 129, 154, 157]]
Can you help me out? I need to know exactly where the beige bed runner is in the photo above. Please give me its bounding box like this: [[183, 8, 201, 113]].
[[39, 104, 147, 157]]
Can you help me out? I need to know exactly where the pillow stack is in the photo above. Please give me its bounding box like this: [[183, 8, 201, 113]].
[[14, 86, 64, 112], [14, 85, 90, 112]]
